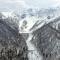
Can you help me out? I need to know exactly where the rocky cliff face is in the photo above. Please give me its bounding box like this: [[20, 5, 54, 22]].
[[0, 18, 28, 60], [31, 17, 60, 60]]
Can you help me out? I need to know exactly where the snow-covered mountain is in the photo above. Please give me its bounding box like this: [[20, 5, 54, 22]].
[[0, 11, 19, 19], [0, 12, 20, 31], [0, 7, 60, 60], [19, 7, 60, 33], [19, 7, 60, 60]]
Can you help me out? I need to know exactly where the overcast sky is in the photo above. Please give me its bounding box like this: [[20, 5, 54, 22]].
[[0, 0, 60, 11]]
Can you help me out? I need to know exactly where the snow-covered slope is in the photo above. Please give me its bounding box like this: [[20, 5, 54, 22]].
[[0, 12, 20, 34], [0, 11, 19, 20], [19, 16, 43, 33], [19, 7, 60, 33]]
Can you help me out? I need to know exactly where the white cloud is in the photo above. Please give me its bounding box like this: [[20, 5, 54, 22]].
[[0, 0, 60, 11], [24, 0, 60, 8], [49, 0, 60, 7], [0, 0, 29, 12]]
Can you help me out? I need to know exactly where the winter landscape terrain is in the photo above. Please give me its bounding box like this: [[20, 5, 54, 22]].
[[0, 5, 60, 60]]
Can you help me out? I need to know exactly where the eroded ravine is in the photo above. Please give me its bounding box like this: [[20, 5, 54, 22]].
[[26, 33, 43, 60]]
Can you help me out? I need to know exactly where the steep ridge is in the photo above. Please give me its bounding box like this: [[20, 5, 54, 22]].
[[32, 17, 60, 60]]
